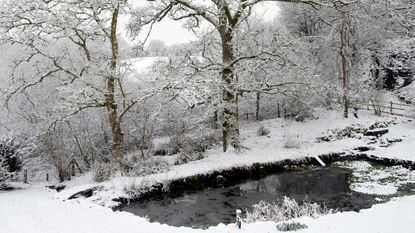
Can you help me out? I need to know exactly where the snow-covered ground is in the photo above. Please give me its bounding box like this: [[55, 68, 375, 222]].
[[2, 185, 415, 233], [1, 110, 415, 233]]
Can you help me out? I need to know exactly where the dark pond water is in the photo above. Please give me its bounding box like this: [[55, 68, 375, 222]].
[[121, 166, 378, 228]]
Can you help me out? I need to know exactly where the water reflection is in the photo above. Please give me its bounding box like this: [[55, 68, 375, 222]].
[[122, 167, 373, 227]]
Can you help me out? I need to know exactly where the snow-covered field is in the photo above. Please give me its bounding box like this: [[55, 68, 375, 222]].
[[1, 110, 415, 233]]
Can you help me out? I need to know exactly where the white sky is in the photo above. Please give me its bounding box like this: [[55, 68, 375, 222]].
[[123, 2, 280, 46]]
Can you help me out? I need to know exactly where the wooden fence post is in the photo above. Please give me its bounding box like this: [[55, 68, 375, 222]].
[[72, 162, 76, 176], [390, 101, 393, 115], [46, 173, 49, 182], [277, 103, 281, 118], [24, 170, 28, 183], [336, 99, 415, 118]]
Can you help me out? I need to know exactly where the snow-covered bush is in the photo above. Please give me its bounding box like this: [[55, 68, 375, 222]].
[[173, 136, 207, 165], [123, 178, 154, 200], [282, 99, 314, 122], [153, 131, 188, 156], [93, 162, 112, 182], [160, 178, 172, 193], [184, 131, 220, 153], [0, 134, 28, 174], [163, 119, 187, 155], [256, 125, 271, 136], [173, 131, 220, 165], [276, 222, 308, 231], [368, 90, 387, 116], [156, 129, 220, 162], [174, 151, 204, 165], [165, 134, 184, 155], [153, 142, 178, 156], [126, 156, 170, 177], [39, 133, 70, 182], [283, 134, 302, 149], [243, 196, 335, 223], [127, 109, 156, 158], [0, 157, 11, 190]]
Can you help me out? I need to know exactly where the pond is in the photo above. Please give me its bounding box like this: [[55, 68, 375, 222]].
[[121, 161, 415, 228]]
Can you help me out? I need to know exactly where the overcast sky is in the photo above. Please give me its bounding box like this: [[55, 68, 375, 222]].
[[123, 2, 280, 46]]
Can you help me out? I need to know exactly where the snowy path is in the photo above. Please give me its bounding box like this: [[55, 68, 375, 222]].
[[1, 186, 415, 233]]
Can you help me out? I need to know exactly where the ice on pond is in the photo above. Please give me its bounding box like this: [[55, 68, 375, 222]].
[[335, 161, 415, 196]]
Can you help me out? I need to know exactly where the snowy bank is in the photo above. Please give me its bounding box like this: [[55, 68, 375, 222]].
[[57, 110, 414, 207]]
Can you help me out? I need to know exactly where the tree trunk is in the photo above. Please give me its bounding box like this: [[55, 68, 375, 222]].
[[220, 30, 239, 152], [256, 92, 261, 121], [106, 5, 124, 171], [140, 133, 146, 158], [213, 110, 219, 129], [340, 12, 350, 119]]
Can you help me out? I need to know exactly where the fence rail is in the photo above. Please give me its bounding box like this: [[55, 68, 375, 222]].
[[240, 99, 415, 122], [336, 99, 415, 118]]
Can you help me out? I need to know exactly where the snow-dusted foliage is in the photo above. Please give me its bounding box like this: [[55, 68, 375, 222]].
[[279, 0, 414, 117], [153, 124, 220, 162], [0, 134, 32, 174], [243, 197, 335, 223], [256, 125, 271, 137], [124, 155, 170, 177], [131, 0, 321, 151], [0, 0, 148, 171], [174, 151, 204, 166], [93, 162, 112, 183], [282, 98, 315, 121], [38, 131, 73, 182], [131, 115, 155, 158], [276, 222, 308, 232], [173, 131, 221, 165], [122, 178, 157, 200], [0, 134, 34, 186], [0, 156, 10, 189]]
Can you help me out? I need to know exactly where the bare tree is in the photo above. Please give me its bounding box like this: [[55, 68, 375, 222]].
[[0, 0, 143, 171], [130, 0, 328, 152], [146, 39, 168, 56]]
